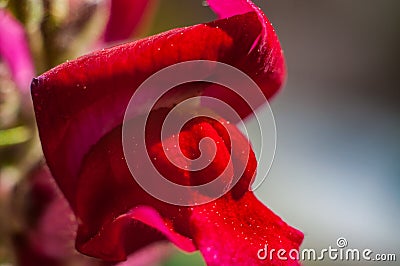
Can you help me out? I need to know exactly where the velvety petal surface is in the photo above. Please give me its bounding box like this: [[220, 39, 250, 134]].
[[73, 110, 257, 260], [73, 110, 302, 263], [0, 9, 34, 92], [32, 10, 276, 209], [31, 1, 300, 265], [190, 192, 303, 266], [204, 0, 286, 118]]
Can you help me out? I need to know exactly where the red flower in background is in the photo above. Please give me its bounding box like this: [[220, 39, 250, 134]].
[[0, 9, 34, 94], [102, 0, 157, 43], [31, 0, 303, 265], [0, 0, 155, 94]]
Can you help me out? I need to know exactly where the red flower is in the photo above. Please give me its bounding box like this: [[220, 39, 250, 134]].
[[31, 0, 303, 265], [13, 164, 173, 266], [0, 9, 34, 93]]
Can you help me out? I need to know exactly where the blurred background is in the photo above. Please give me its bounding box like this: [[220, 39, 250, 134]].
[[1, 0, 399, 265]]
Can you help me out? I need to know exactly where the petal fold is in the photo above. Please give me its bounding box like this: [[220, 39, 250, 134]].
[[32, 11, 267, 208], [190, 192, 303, 266], [203, 0, 285, 118], [30, 1, 298, 264], [73, 110, 257, 261]]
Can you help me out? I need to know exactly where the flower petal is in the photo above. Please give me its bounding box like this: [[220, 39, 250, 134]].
[[74, 121, 195, 260], [31, 1, 294, 264], [203, 0, 286, 118], [190, 192, 303, 266], [31, 11, 262, 208], [71, 109, 257, 261], [0, 9, 34, 93], [103, 0, 155, 43]]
